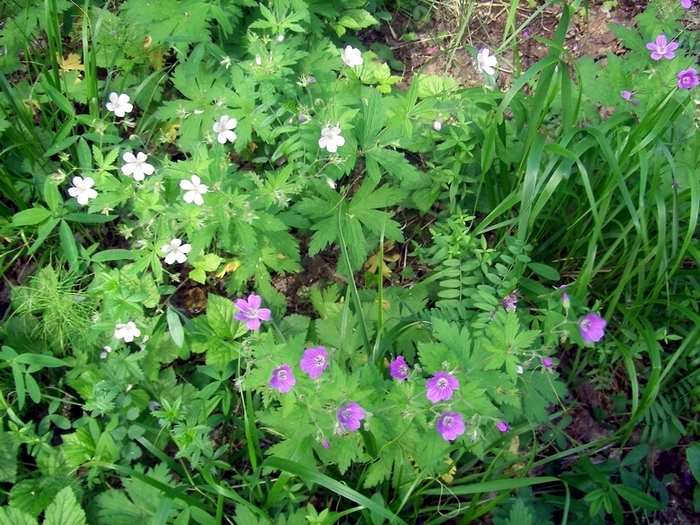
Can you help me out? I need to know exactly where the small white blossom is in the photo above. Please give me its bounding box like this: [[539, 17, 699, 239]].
[[114, 322, 141, 343], [161, 238, 192, 264], [516, 365, 523, 374], [67, 176, 98, 205], [213, 115, 237, 144], [277, 34, 284, 42], [318, 125, 345, 153], [477, 48, 498, 76], [100, 346, 112, 359], [121, 152, 154, 181], [433, 121, 442, 131], [180, 174, 208, 205], [341, 45, 363, 67], [255, 56, 262, 66], [105, 92, 133, 117]]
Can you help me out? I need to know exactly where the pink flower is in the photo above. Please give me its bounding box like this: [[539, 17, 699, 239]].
[[233, 294, 271, 330], [270, 365, 295, 393], [681, 0, 693, 8], [646, 35, 679, 60], [436, 412, 465, 441], [497, 421, 510, 433], [300, 346, 328, 379], [426, 371, 459, 402], [337, 402, 365, 431], [542, 357, 553, 368], [678, 68, 700, 89], [578, 312, 606, 344], [389, 356, 409, 380]]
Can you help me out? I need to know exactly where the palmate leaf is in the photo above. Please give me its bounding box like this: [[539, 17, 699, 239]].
[[44, 487, 86, 525]]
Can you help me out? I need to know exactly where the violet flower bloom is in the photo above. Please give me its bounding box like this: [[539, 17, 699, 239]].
[[681, 0, 693, 8], [233, 294, 272, 330], [542, 357, 553, 368], [646, 35, 679, 60], [389, 356, 409, 381], [322, 440, 330, 449], [678, 68, 700, 89], [300, 346, 328, 379], [436, 412, 466, 441], [620, 90, 632, 101], [426, 371, 459, 402], [497, 421, 510, 433], [578, 312, 607, 344], [270, 364, 295, 393], [337, 402, 365, 431], [502, 292, 517, 312]]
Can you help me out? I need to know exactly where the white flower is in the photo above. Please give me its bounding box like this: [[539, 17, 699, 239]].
[[341, 45, 363, 67], [277, 34, 284, 42], [318, 125, 345, 153], [121, 152, 154, 181], [161, 238, 192, 264], [516, 365, 523, 374], [67, 176, 98, 205], [180, 175, 208, 205], [213, 115, 237, 144], [105, 92, 133, 117], [114, 322, 141, 343], [433, 121, 442, 131], [477, 48, 498, 76], [100, 346, 112, 359]]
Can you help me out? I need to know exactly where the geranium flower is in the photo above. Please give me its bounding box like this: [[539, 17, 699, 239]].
[[67, 176, 98, 205], [121, 152, 154, 181], [233, 294, 272, 330], [105, 92, 133, 117], [180, 174, 208, 205], [340, 45, 363, 67], [213, 115, 237, 144], [436, 412, 465, 441], [476, 48, 498, 75], [426, 371, 459, 402], [496, 421, 510, 433], [433, 121, 442, 131], [389, 356, 409, 380], [300, 346, 328, 379], [578, 312, 606, 344], [542, 357, 554, 368], [337, 402, 365, 431], [678, 68, 700, 89], [681, 0, 693, 8], [646, 35, 679, 60], [270, 364, 296, 393], [161, 238, 192, 264], [318, 125, 345, 153], [114, 321, 141, 343]]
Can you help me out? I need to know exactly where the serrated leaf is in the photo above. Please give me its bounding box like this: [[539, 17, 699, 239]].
[[192, 253, 222, 272], [505, 498, 534, 525], [0, 432, 19, 483], [205, 295, 236, 339], [44, 487, 86, 525], [338, 9, 377, 30], [0, 507, 37, 525]]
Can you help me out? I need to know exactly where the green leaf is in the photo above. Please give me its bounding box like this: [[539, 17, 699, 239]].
[[0, 432, 19, 483], [338, 9, 377, 30], [189, 268, 206, 284], [505, 499, 534, 525], [611, 485, 664, 511], [44, 487, 86, 525], [92, 250, 138, 262], [44, 178, 61, 213], [166, 309, 184, 348], [63, 213, 117, 223], [0, 507, 37, 525], [527, 262, 560, 281], [205, 295, 236, 339], [12, 207, 52, 226], [687, 443, 700, 484], [191, 253, 222, 272], [59, 220, 79, 268]]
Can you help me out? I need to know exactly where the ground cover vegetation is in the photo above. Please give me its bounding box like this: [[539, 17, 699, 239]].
[[0, 0, 699, 522]]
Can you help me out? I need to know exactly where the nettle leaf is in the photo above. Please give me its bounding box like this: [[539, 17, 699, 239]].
[[0, 507, 37, 525], [44, 487, 86, 525]]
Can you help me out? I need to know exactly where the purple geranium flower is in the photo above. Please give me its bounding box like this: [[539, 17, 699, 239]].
[[270, 364, 295, 393], [337, 402, 365, 431], [646, 35, 679, 60], [436, 412, 466, 441], [300, 346, 328, 379], [681, 0, 693, 8], [542, 357, 553, 368], [578, 312, 607, 344], [501, 292, 517, 312], [497, 421, 510, 433], [678, 68, 700, 89], [426, 371, 459, 403], [233, 294, 271, 330], [390, 356, 410, 380]]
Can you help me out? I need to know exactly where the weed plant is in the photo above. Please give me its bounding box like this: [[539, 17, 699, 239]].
[[0, 0, 699, 523]]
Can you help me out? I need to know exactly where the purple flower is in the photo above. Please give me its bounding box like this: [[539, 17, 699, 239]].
[[322, 440, 330, 449], [501, 292, 517, 312], [436, 412, 465, 441], [390, 356, 409, 380], [426, 371, 459, 402], [542, 357, 553, 368], [578, 312, 607, 344], [497, 421, 510, 433], [270, 364, 295, 393], [561, 293, 570, 310], [620, 90, 632, 100], [678, 68, 700, 89], [681, 0, 693, 8], [646, 35, 679, 60], [300, 346, 328, 379], [233, 294, 271, 330], [337, 402, 365, 431]]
